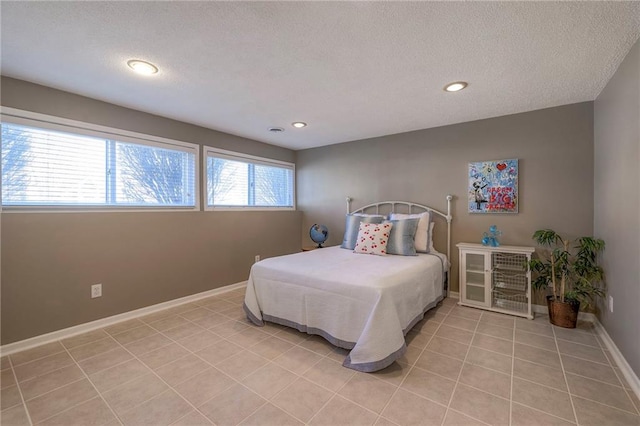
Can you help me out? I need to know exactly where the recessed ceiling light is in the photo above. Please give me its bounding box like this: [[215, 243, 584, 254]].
[[292, 122, 307, 128], [444, 81, 468, 92], [127, 59, 159, 76], [269, 127, 284, 133]]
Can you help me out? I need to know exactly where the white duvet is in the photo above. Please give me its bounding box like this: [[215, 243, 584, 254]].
[[244, 246, 446, 372]]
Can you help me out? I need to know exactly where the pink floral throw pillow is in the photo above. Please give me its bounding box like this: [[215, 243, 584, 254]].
[[353, 222, 393, 256]]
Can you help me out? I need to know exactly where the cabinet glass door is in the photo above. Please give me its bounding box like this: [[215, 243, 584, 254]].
[[465, 253, 486, 303]]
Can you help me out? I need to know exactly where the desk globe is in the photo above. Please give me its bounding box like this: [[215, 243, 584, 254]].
[[309, 224, 328, 248]]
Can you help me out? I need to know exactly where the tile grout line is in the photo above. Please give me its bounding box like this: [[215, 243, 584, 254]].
[[12, 361, 80, 399], [19, 377, 87, 404], [14, 295, 636, 425], [130, 301, 292, 424], [552, 324, 580, 425], [593, 322, 640, 417], [375, 305, 445, 424], [167, 410, 212, 426], [516, 346, 611, 369], [8, 295, 370, 423], [441, 305, 484, 425], [7, 297, 240, 425], [273, 328, 426, 424], [156, 301, 349, 425], [7, 356, 35, 426], [509, 314, 516, 426], [35, 395, 119, 426], [561, 370, 631, 390], [566, 394, 640, 417], [228, 332, 357, 426], [507, 373, 566, 395], [14, 300, 420, 423], [171, 302, 302, 424], [556, 326, 639, 417], [439, 306, 510, 425], [509, 371, 640, 417], [80, 299, 257, 424], [510, 400, 580, 424], [555, 337, 603, 349], [474, 329, 515, 342], [253, 352, 338, 425], [391, 302, 458, 421], [142, 318, 271, 417], [102, 328, 234, 425], [307, 300, 455, 425], [556, 351, 614, 367], [41, 344, 124, 426], [446, 408, 493, 426], [515, 318, 625, 422], [9, 348, 67, 370]]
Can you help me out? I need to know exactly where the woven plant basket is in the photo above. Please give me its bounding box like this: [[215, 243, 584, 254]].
[[547, 296, 580, 328]]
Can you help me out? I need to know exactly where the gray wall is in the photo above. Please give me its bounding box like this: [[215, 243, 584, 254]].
[[594, 39, 640, 376], [296, 102, 595, 296], [1, 77, 302, 344]]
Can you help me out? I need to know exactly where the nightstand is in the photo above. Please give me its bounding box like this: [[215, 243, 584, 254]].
[[301, 247, 319, 252]]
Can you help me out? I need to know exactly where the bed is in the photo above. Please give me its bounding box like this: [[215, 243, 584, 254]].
[[243, 197, 453, 372]]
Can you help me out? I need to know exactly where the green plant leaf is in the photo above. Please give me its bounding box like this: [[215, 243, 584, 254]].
[[529, 229, 606, 309]]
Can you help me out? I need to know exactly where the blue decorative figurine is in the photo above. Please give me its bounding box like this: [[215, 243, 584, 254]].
[[482, 225, 502, 247]]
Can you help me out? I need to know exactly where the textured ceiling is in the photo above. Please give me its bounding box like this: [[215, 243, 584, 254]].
[[1, 2, 639, 150]]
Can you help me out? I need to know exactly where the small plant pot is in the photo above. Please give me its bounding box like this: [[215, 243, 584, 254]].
[[547, 296, 580, 328]]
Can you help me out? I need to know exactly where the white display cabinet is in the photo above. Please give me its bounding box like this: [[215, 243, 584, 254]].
[[456, 243, 535, 319]]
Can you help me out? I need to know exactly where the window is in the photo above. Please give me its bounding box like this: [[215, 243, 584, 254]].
[[1, 115, 198, 209], [205, 148, 294, 209]]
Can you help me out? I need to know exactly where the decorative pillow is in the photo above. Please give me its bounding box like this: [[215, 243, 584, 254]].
[[353, 222, 393, 256], [389, 211, 432, 253], [428, 221, 435, 253], [341, 214, 386, 250], [385, 218, 419, 256]]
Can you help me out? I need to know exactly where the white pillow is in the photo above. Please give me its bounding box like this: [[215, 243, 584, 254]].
[[389, 211, 432, 253], [353, 222, 393, 256]]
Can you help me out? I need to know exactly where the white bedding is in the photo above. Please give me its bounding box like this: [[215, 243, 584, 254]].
[[243, 246, 446, 372]]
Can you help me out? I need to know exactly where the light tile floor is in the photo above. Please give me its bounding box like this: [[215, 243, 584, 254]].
[[1, 291, 639, 426]]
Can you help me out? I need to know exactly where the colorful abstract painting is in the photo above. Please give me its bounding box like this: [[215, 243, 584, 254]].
[[468, 159, 518, 213]]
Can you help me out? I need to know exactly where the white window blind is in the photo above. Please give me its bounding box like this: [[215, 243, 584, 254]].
[[1, 122, 197, 208], [206, 149, 294, 209]]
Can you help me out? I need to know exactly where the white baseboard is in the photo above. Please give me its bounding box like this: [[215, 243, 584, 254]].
[[594, 320, 640, 399], [448, 291, 460, 299], [0, 281, 247, 356], [531, 304, 639, 399]]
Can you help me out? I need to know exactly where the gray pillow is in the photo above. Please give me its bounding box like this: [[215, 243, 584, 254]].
[[385, 218, 420, 256], [340, 214, 385, 250]]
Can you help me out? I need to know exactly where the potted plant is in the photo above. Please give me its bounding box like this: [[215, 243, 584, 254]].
[[528, 229, 605, 328]]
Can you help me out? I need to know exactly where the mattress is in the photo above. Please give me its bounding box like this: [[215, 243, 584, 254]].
[[243, 246, 446, 372]]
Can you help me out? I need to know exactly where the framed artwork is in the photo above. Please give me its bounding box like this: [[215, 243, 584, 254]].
[[468, 158, 518, 213]]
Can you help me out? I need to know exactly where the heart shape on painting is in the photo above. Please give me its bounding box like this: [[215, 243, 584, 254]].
[[496, 163, 507, 171]]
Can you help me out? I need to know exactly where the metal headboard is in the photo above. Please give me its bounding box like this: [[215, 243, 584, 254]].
[[346, 195, 454, 294]]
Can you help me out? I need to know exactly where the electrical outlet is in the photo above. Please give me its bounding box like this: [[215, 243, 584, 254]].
[[608, 295, 613, 313], [91, 284, 102, 299], [254, 255, 260, 263]]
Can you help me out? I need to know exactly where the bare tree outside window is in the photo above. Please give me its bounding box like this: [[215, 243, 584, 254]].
[[254, 164, 292, 206], [207, 157, 235, 205], [1, 125, 31, 202], [1, 123, 197, 208], [117, 143, 194, 205], [207, 155, 293, 207]]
